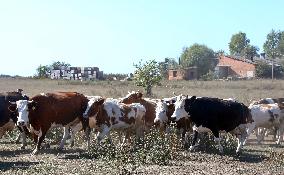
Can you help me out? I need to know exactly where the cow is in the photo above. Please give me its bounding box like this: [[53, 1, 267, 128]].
[[120, 91, 156, 132], [171, 96, 253, 154], [154, 99, 192, 145], [247, 102, 284, 144], [83, 97, 146, 146], [0, 89, 29, 149], [250, 98, 284, 142], [13, 92, 89, 155]]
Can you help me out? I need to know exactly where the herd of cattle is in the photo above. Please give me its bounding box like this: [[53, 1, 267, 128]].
[[0, 89, 284, 155]]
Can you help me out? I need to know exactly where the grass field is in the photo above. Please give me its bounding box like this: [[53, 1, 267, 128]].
[[1, 78, 284, 174]]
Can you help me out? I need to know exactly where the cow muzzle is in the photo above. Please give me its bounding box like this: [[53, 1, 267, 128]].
[[17, 121, 26, 126], [171, 117, 177, 122]]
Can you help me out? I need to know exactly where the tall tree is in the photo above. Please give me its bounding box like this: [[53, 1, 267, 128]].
[[134, 59, 162, 96], [263, 29, 282, 80], [263, 29, 282, 59], [279, 31, 284, 57], [180, 43, 216, 78], [229, 32, 250, 55], [35, 65, 50, 78]]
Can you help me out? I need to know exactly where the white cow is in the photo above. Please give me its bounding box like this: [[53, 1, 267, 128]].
[[246, 103, 283, 144]]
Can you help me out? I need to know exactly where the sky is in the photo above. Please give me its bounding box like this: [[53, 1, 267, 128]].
[[0, 0, 284, 76]]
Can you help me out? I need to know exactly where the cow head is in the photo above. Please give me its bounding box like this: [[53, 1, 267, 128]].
[[154, 100, 168, 128], [171, 95, 194, 122], [120, 91, 143, 104], [12, 100, 36, 126], [84, 98, 105, 128]]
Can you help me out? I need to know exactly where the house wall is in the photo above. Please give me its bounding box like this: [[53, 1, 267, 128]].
[[168, 68, 197, 80], [168, 70, 184, 80], [218, 56, 255, 78]]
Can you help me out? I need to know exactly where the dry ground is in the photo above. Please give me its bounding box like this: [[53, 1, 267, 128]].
[[1, 78, 284, 174]]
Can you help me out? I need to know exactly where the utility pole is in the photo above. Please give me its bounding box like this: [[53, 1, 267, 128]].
[[271, 59, 274, 80]]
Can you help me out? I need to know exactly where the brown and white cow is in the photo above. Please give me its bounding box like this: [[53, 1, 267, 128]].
[[120, 91, 156, 132], [84, 97, 146, 146], [14, 92, 89, 154]]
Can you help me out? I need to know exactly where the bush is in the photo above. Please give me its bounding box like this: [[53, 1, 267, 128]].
[[81, 127, 183, 166]]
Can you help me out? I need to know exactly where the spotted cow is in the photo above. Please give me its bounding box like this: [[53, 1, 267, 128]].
[[120, 91, 156, 132], [83, 97, 146, 146]]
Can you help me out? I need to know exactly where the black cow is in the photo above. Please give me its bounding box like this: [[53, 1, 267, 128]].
[[171, 96, 253, 154], [0, 89, 29, 149]]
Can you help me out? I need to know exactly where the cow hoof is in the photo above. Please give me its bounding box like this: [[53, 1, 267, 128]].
[[20, 146, 26, 150], [189, 146, 195, 152]]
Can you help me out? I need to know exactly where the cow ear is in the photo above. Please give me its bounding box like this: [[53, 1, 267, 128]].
[[137, 92, 143, 98], [8, 104, 17, 112], [97, 98, 105, 105], [190, 96, 196, 101], [28, 101, 37, 111]]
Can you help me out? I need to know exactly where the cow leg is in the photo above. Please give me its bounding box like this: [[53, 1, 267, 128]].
[[69, 123, 82, 147], [189, 130, 198, 151], [106, 132, 113, 144], [59, 127, 70, 150], [32, 130, 46, 155], [244, 122, 256, 145], [276, 127, 284, 144], [256, 127, 265, 144], [15, 133, 21, 143], [96, 125, 110, 144], [20, 132, 27, 149], [84, 126, 91, 150], [236, 133, 246, 154], [212, 131, 223, 154]]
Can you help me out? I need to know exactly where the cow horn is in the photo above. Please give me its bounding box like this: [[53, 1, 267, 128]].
[[173, 92, 177, 96], [9, 101, 16, 105], [28, 100, 34, 103]]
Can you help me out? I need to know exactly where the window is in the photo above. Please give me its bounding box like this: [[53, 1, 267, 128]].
[[173, 71, 177, 77]]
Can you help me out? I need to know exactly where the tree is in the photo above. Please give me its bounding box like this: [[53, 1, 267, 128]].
[[50, 61, 71, 70], [180, 43, 216, 78], [36, 65, 50, 78], [133, 59, 162, 96], [243, 45, 259, 60], [263, 29, 282, 59], [229, 32, 250, 55], [279, 31, 284, 57]]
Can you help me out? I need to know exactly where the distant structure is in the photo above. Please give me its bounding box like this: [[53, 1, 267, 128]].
[[50, 66, 103, 80], [168, 67, 198, 80], [215, 55, 256, 79]]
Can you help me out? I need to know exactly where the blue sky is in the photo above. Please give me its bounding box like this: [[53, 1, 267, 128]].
[[0, 0, 284, 76]]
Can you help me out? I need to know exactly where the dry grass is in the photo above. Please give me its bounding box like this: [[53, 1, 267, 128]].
[[1, 78, 283, 105]]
